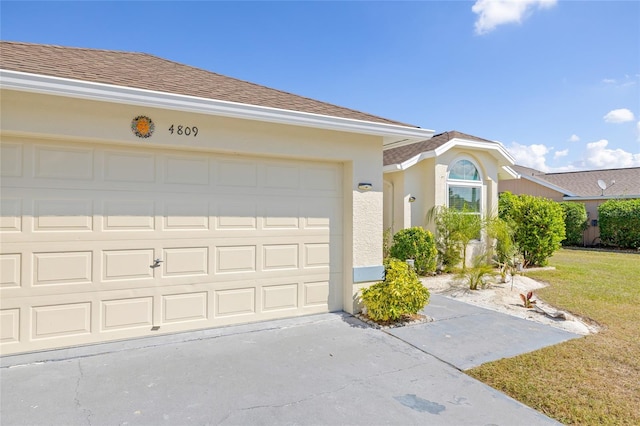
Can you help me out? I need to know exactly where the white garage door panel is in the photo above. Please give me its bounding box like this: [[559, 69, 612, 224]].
[[0, 272, 339, 352], [0, 139, 343, 355], [1, 253, 22, 288]]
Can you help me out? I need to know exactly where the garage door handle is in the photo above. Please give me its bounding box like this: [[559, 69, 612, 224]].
[[150, 259, 163, 269]]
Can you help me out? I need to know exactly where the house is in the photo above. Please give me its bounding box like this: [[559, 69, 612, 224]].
[[0, 41, 440, 355], [0, 42, 517, 356], [383, 131, 518, 246], [499, 165, 640, 245]]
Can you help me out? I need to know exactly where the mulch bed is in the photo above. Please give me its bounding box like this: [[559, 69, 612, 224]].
[[355, 312, 433, 329]]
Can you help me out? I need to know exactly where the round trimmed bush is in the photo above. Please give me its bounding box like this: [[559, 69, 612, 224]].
[[360, 259, 430, 322], [389, 227, 437, 275]]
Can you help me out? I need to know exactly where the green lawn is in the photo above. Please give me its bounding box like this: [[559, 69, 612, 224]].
[[466, 248, 640, 425]]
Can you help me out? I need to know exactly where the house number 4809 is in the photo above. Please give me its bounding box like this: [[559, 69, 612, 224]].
[[168, 125, 198, 137]]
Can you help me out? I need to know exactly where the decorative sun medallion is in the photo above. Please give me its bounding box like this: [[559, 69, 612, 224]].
[[131, 116, 155, 138]]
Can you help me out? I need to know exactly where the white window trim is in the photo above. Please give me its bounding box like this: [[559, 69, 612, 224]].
[[446, 156, 485, 221]]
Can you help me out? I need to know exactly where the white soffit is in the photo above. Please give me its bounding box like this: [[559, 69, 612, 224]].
[[0, 70, 434, 146]]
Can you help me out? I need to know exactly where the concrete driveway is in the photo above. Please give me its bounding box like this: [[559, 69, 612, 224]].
[[1, 295, 579, 425]]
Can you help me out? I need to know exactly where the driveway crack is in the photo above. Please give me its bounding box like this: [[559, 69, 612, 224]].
[[430, 312, 490, 322], [75, 360, 93, 426], [383, 329, 465, 372], [217, 361, 430, 424]]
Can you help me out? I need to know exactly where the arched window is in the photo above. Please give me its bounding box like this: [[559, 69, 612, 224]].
[[447, 159, 483, 218]]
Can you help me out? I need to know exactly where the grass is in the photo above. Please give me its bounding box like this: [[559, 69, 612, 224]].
[[466, 248, 640, 425]]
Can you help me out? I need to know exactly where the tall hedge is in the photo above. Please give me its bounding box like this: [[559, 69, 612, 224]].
[[598, 199, 640, 249], [499, 192, 565, 267], [559, 202, 588, 246]]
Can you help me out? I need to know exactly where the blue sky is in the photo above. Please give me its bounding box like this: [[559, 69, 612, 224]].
[[2, 1, 639, 172]]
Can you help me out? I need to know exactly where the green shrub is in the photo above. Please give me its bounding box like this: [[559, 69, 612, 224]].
[[559, 202, 588, 246], [499, 192, 565, 267], [485, 216, 519, 281], [430, 208, 462, 272], [389, 227, 437, 275], [426, 206, 460, 271], [360, 259, 430, 322], [599, 199, 640, 249]]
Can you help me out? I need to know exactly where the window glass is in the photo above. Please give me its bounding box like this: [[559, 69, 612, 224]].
[[449, 186, 481, 212], [449, 160, 480, 181]]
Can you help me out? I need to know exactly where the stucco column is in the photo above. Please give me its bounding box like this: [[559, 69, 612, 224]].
[[344, 154, 384, 314]]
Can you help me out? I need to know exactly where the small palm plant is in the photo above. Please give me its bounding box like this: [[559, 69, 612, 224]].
[[426, 205, 482, 272], [457, 254, 495, 290]]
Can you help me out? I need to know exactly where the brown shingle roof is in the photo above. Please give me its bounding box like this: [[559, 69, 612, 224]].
[[383, 130, 497, 166], [512, 165, 545, 177], [514, 165, 640, 197], [0, 41, 416, 127]]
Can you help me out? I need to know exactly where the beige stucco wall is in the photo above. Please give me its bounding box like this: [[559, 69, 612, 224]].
[[1, 89, 384, 314], [383, 171, 405, 234], [384, 148, 502, 231], [383, 157, 436, 235], [383, 148, 503, 266], [499, 178, 564, 201], [581, 200, 602, 245]]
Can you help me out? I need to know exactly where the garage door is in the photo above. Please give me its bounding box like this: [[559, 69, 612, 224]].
[[0, 138, 343, 355]]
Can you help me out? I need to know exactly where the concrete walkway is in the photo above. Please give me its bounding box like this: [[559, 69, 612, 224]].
[[394, 295, 581, 370], [0, 296, 580, 425]]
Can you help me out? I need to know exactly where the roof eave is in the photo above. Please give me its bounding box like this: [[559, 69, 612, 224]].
[[563, 195, 640, 201], [0, 69, 434, 145], [384, 137, 516, 173], [500, 166, 520, 180], [434, 138, 516, 165], [383, 151, 437, 173]]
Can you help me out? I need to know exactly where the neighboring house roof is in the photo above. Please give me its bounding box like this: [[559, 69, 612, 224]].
[[512, 165, 640, 198], [1, 41, 434, 145], [383, 130, 517, 179]]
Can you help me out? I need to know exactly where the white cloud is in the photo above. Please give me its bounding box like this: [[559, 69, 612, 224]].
[[603, 108, 635, 123], [602, 75, 638, 89], [583, 139, 640, 169], [509, 137, 640, 172], [472, 0, 557, 35], [568, 134, 580, 142], [508, 141, 550, 171], [554, 149, 569, 159]]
